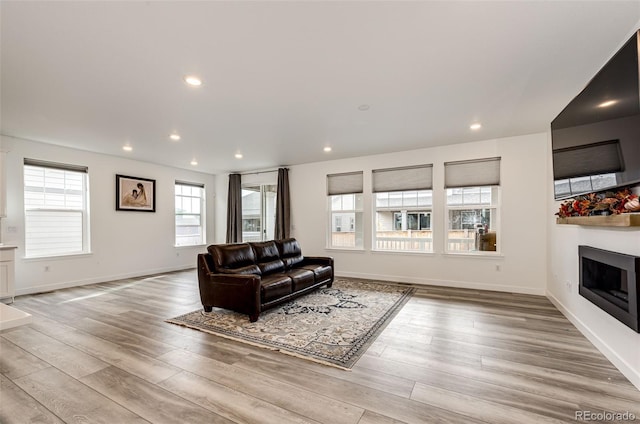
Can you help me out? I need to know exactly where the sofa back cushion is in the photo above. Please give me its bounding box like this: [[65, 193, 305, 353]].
[[276, 238, 304, 269], [251, 241, 285, 275], [209, 243, 260, 275]]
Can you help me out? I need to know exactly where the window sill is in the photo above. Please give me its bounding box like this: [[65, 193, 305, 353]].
[[325, 247, 366, 253], [174, 244, 208, 249], [442, 251, 504, 259], [371, 250, 435, 257]]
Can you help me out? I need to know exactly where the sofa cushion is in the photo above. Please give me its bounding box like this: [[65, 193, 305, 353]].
[[218, 264, 261, 275], [286, 268, 316, 291], [251, 241, 279, 261], [300, 264, 332, 282], [260, 274, 292, 302], [209, 243, 256, 271], [258, 260, 285, 275], [251, 241, 285, 275], [276, 238, 304, 269]]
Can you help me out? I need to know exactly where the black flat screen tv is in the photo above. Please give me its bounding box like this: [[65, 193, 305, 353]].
[[551, 30, 640, 199]]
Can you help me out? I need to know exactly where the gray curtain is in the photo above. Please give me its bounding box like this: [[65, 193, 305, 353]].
[[275, 168, 290, 240], [226, 173, 242, 243]]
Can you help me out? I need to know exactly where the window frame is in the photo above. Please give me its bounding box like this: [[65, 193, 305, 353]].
[[371, 165, 433, 253], [553, 173, 617, 198], [241, 183, 277, 242], [174, 181, 206, 247], [23, 159, 90, 258], [327, 171, 364, 250], [445, 185, 501, 254], [373, 190, 433, 253], [327, 193, 364, 250], [444, 158, 501, 255]]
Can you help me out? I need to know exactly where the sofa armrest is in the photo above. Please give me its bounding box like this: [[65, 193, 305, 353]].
[[197, 254, 261, 317], [302, 256, 334, 267], [198, 252, 215, 276]]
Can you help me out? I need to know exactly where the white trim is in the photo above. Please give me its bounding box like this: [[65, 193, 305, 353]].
[[14, 265, 196, 296], [442, 252, 505, 259], [546, 291, 640, 391], [371, 249, 435, 257], [324, 247, 366, 253], [22, 252, 93, 261], [334, 271, 545, 296]]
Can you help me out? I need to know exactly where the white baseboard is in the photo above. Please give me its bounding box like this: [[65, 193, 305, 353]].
[[335, 271, 546, 296], [546, 291, 640, 391], [15, 265, 196, 297]]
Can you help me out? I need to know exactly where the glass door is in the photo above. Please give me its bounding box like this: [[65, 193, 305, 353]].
[[242, 184, 276, 242]]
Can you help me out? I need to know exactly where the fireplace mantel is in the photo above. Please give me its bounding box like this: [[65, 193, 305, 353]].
[[556, 214, 640, 227]]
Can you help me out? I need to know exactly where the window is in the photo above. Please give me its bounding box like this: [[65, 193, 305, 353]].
[[327, 172, 363, 249], [554, 173, 617, 198], [24, 159, 89, 257], [445, 158, 500, 253], [373, 165, 433, 252], [175, 181, 205, 246], [242, 184, 276, 242]]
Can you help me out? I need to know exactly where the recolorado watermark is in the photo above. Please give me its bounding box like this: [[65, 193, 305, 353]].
[[575, 410, 636, 421]]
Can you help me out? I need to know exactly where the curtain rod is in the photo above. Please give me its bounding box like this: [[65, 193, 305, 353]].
[[239, 166, 289, 176]]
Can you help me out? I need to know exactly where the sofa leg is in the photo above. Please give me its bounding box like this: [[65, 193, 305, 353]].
[[326, 281, 333, 288], [203, 305, 213, 312], [249, 313, 259, 322]]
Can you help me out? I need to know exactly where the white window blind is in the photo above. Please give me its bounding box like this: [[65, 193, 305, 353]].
[[24, 159, 89, 257], [327, 171, 363, 195], [372, 164, 433, 192], [445, 157, 501, 188]]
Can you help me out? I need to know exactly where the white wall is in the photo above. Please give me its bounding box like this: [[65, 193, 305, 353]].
[[1, 136, 215, 295], [546, 139, 640, 389], [7, 129, 638, 389], [545, 21, 640, 390], [284, 132, 549, 295]]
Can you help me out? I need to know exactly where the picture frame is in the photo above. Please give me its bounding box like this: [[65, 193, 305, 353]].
[[116, 174, 156, 212]]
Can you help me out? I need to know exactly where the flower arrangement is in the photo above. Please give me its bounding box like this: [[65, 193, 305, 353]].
[[556, 188, 640, 218]]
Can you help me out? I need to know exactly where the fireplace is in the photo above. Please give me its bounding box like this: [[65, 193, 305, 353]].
[[579, 246, 639, 332]]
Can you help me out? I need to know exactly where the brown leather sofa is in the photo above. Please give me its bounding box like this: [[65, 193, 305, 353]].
[[197, 238, 334, 321]]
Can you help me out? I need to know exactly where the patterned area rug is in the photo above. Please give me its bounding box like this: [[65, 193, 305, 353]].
[[167, 278, 415, 369]]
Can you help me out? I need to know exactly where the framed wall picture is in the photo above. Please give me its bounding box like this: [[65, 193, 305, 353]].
[[116, 174, 156, 212]]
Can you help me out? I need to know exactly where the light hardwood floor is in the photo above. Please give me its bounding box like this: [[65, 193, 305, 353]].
[[1, 270, 639, 424]]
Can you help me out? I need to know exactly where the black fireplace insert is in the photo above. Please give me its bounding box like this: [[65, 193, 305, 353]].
[[579, 246, 639, 332]]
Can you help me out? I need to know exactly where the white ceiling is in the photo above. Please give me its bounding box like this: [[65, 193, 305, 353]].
[[2, 1, 640, 174]]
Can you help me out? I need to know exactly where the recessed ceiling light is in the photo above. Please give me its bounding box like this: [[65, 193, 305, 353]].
[[358, 104, 370, 111], [235, 153, 243, 159], [169, 133, 181, 141], [598, 100, 617, 108], [184, 75, 202, 86], [323, 146, 332, 152], [122, 145, 133, 152], [190, 160, 198, 166], [470, 123, 482, 130]]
